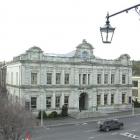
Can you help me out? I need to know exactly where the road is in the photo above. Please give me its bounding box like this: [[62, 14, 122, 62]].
[[32, 115, 140, 140]]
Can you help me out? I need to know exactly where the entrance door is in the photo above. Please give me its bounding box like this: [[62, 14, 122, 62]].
[[79, 93, 87, 110]]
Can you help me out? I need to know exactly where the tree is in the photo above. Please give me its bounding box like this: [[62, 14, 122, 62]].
[[0, 88, 35, 140]]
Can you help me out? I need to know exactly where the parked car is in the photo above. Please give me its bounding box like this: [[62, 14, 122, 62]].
[[98, 119, 124, 132]]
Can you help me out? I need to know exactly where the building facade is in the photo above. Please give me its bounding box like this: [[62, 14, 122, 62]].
[[0, 62, 7, 89], [132, 76, 140, 102], [6, 40, 132, 114]]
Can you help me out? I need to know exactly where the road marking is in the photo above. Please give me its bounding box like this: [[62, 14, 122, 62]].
[[120, 132, 140, 140]]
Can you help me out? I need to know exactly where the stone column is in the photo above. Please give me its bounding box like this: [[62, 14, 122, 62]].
[[119, 69, 122, 84], [101, 92, 104, 106], [61, 92, 64, 107], [52, 69, 56, 85], [108, 91, 111, 105], [52, 92, 55, 109], [70, 67, 75, 85], [115, 68, 119, 84], [61, 69, 64, 85]]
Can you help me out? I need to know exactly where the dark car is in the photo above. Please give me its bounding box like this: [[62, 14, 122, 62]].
[[98, 119, 124, 132]]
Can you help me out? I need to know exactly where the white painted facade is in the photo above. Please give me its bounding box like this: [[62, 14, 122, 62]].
[[132, 76, 140, 102], [6, 40, 132, 114]]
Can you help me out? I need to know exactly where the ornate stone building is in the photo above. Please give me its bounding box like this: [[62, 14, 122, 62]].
[[6, 39, 132, 114]]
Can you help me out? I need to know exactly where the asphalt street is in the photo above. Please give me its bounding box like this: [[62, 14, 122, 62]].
[[32, 115, 140, 140]]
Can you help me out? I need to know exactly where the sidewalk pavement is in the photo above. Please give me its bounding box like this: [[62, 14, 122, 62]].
[[39, 108, 140, 128]]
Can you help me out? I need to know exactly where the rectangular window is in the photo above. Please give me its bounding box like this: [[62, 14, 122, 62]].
[[83, 74, 86, 84], [104, 94, 108, 105], [64, 96, 69, 107], [46, 97, 51, 108], [31, 73, 37, 85], [111, 94, 114, 104], [97, 95, 101, 105], [97, 74, 101, 84], [122, 74, 126, 84], [31, 97, 37, 109], [122, 93, 125, 104], [88, 74, 90, 85], [56, 73, 61, 84], [111, 74, 115, 84], [79, 74, 81, 85], [132, 81, 138, 87], [55, 96, 60, 108], [65, 73, 69, 84], [104, 74, 108, 84], [47, 73, 52, 84]]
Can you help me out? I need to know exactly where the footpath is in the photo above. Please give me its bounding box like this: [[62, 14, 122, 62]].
[[40, 108, 140, 127]]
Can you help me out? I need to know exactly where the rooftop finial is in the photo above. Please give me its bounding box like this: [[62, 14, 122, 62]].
[[82, 39, 87, 43]]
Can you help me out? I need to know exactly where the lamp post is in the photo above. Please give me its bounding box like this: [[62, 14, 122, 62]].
[[100, 4, 140, 43], [132, 99, 134, 116], [40, 94, 44, 127]]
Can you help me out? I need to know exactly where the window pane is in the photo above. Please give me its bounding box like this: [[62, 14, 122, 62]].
[[97, 95, 101, 105], [132, 81, 138, 87], [111, 94, 114, 104], [31, 73, 37, 85], [88, 74, 90, 85], [83, 74, 86, 84], [64, 96, 69, 107], [111, 74, 115, 84], [97, 74, 101, 84], [79, 74, 81, 85], [31, 97, 37, 109], [56, 73, 61, 84], [122, 75, 126, 84], [55, 96, 60, 108], [104, 94, 108, 105], [46, 97, 51, 108], [47, 73, 52, 84], [122, 93, 125, 103], [104, 74, 108, 84], [65, 73, 69, 84]]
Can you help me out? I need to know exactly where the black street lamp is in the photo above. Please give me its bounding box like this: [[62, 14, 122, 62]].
[[100, 4, 140, 43]]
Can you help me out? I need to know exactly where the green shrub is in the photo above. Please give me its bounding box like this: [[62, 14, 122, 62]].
[[133, 99, 140, 108], [48, 111, 58, 118], [37, 110, 47, 119]]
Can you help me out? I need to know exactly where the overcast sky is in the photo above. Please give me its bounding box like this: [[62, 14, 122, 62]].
[[0, 0, 140, 61]]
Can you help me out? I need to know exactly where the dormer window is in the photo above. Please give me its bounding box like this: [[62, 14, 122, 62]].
[[74, 39, 94, 58], [82, 51, 89, 59]]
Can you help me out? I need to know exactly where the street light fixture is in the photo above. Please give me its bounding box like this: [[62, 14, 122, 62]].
[[100, 13, 115, 43], [100, 4, 140, 43]]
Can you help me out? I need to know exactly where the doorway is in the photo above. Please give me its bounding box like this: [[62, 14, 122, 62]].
[[79, 92, 88, 110]]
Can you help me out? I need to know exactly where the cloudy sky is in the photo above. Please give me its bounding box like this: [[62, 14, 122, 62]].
[[0, 0, 140, 61]]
